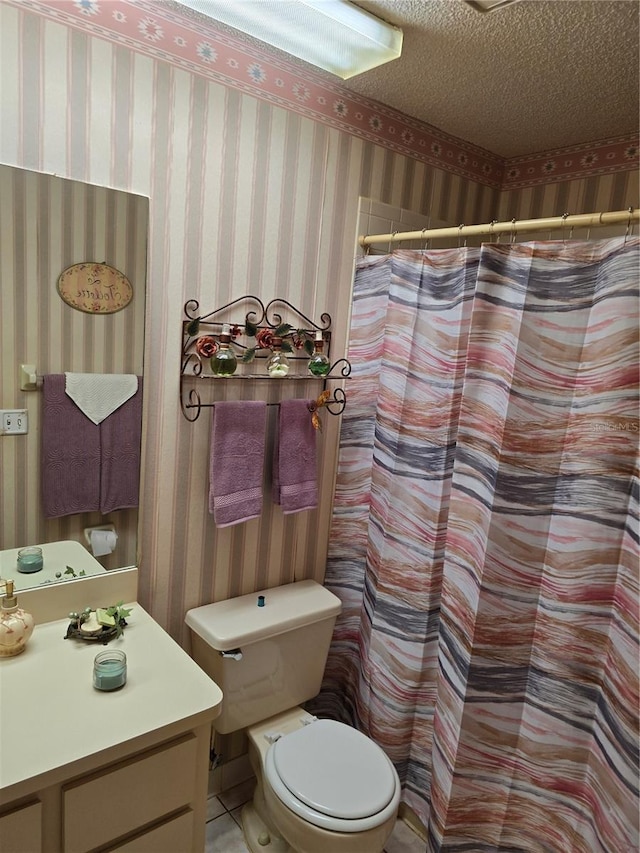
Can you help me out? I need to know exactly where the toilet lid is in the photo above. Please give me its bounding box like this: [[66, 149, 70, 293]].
[[270, 719, 396, 820]]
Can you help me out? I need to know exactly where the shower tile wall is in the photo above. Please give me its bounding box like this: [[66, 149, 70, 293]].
[[357, 197, 461, 255]]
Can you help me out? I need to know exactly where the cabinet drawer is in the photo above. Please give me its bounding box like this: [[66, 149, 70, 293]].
[[106, 809, 194, 853], [63, 735, 198, 853], [0, 800, 42, 853]]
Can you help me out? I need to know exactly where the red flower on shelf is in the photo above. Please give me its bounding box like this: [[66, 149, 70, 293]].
[[256, 328, 276, 349], [195, 336, 219, 358]]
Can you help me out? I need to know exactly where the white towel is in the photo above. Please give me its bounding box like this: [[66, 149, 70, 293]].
[[65, 373, 138, 425]]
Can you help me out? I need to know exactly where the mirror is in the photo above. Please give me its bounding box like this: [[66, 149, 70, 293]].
[[0, 164, 148, 589]]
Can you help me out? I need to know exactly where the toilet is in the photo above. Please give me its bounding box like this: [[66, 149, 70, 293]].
[[185, 579, 400, 853]]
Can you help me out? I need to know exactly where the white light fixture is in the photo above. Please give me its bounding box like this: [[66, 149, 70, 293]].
[[174, 0, 403, 79], [465, 0, 520, 11]]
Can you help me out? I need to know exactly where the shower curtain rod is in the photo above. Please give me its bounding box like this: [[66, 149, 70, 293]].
[[359, 207, 639, 248]]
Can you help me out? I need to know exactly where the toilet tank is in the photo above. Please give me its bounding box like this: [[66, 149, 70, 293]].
[[185, 580, 342, 734]]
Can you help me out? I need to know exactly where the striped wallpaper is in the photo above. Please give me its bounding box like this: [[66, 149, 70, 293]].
[[10, 0, 639, 191], [1, 1, 638, 651], [0, 165, 147, 571]]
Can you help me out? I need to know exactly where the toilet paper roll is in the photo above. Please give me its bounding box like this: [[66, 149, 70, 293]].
[[90, 529, 118, 557]]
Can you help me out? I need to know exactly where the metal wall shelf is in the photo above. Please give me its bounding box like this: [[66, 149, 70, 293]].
[[180, 296, 350, 422]]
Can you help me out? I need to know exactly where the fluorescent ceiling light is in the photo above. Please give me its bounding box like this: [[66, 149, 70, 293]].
[[174, 0, 403, 79], [464, 0, 520, 11]]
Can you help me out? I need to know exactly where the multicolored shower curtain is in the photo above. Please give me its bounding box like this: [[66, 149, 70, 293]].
[[316, 237, 639, 852]]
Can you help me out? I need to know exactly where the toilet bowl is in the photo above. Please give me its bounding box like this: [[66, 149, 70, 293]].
[[243, 708, 400, 853], [185, 580, 401, 853]]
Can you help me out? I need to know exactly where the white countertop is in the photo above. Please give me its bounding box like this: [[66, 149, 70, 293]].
[[0, 603, 223, 803], [0, 540, 107, 591]]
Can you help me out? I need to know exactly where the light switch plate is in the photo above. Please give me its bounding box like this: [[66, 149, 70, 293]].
[[1, 410, 28, 434]]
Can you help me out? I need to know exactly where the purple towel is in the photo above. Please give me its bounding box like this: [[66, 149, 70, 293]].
[[100, 379, 143, 513], [273, 399, 318, 514], [41, 374, 143, 518], [209, 401, 267, 527], [41, 374, 101, 517]]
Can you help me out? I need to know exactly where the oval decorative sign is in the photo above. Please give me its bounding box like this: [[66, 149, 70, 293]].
[[57, 263, 133, 314]]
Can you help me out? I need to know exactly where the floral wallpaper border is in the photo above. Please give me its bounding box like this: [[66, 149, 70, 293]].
[[503, 135, 639, 190], [14, 0, 639, 191]]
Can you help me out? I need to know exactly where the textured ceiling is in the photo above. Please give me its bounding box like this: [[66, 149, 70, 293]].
[[169, 0, 639, 159], [347, 0, 640, 157]]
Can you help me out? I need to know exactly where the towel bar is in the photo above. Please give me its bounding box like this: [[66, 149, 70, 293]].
[[181, 386, 347, 423]]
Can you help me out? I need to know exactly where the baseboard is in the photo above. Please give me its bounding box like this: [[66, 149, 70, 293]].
[[208, 752, 254, 797], [398, 801, 428, 842]]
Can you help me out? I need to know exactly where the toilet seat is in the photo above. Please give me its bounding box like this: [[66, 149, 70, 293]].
[[264, 719, 400, 833]]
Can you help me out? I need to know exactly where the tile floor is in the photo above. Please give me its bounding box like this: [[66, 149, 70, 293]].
[[204, 777, 426, 853]]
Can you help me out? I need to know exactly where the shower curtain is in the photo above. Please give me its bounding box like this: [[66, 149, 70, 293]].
[[316, 237, 639, 852]]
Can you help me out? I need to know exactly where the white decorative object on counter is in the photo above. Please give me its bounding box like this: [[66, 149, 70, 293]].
[[0, 580, 34, 657]]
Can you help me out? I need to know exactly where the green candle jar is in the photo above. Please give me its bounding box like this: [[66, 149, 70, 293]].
[[93, 649, 127, 691], [16, 546, 44, 574]]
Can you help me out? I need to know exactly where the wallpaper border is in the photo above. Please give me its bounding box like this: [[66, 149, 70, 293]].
[[10, 0, 639, 191]]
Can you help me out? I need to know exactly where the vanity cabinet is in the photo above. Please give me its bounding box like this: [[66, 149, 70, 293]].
[[0, 602, 223, 853], [62, 731, 203, 853], [0, 724, 211, 853], [0, 800, 42, 852], [105, 811, 194, 852]]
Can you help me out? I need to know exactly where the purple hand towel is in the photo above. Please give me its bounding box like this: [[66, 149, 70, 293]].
[[273, 399, 318, 514], [100, 379, 143, 513], [41, 374, 101, 517], [209, 401, 267, 527]]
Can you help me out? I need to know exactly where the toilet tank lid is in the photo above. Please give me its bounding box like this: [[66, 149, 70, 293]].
[[184, 580, 342, 650]]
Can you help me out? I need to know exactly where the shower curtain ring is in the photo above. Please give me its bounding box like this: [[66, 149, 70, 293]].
[[561, 212, 570, 244], [489, 220, 497, 243], [389, 231, 398, 254], [511, 218, 517, 244], [625, 207, 634, 243], [458, 224, 466, 248], [421, 227, 430, 251], [588, 214, 600, 242]]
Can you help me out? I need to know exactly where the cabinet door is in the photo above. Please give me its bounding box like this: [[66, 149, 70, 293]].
[[0, 800, 42, 853], [106, 810, 194, 852], [63, 735, 198, 853]]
